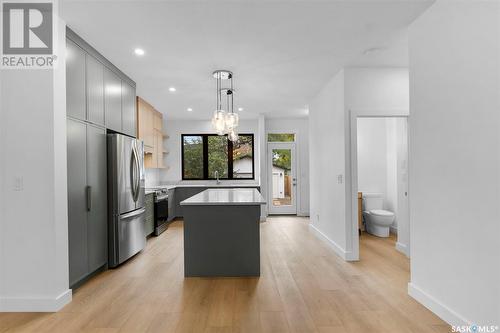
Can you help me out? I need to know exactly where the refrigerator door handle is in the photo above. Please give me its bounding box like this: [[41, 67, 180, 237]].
[[130, 147, 137, 200], [121, 207, 146, 219], [132, 145, 140, 202], [86, 185, 92, 211]]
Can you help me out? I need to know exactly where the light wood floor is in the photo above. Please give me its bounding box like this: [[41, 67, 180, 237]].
[[0, 216, 450, 333]]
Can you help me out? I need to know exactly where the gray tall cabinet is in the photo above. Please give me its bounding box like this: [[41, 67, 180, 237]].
[[66, 27, 137, 288]]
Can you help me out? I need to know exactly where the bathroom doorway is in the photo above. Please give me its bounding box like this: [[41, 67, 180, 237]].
[[349, 111, 410, 261]]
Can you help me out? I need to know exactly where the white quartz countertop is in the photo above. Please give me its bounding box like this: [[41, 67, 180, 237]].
[[180, 188, 266, 206], [146, 183, 260, 191]]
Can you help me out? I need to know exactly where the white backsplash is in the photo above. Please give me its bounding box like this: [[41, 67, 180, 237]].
[[145, 169, 160, 188]]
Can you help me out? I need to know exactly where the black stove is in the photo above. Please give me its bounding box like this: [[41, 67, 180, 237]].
[[153, 189, 169, 236]]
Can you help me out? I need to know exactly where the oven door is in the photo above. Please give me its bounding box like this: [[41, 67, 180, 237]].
[[153, 196, 169, 236], [154, 198, 169, 223]]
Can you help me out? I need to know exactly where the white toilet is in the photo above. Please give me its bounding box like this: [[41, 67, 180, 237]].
[[362, 193, 395, 237]]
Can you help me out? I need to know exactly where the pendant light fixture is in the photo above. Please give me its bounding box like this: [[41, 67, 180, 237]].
[[211, 70, 239, 141]]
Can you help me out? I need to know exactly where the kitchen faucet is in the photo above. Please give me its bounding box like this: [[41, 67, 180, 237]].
[[215, 171, 221, 185]]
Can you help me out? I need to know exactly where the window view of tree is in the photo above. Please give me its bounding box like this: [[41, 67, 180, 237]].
[[268, 133, 295, 142], [208, 135, 228, 178], [272, 149, 291, 173], [182, 134, 254, 180], [233, 135, 254, 178], [182, 136, 203, 179]]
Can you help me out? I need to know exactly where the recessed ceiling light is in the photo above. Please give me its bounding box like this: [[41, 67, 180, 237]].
[[187, 108, 193, 112], [168, 87, 176, 92], [134, 48, 145, 56], [238, 107, 244, 111]]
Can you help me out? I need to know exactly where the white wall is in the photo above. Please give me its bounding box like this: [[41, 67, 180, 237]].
[[159, 119, 260, 185], [266, 117, 309, 216], [309, 70, 348, 257], [408, 0, 500, 326], [357, 118, 388, 197], [344, 68, 409, 111], [357, 117, 405, 233], [309, 68, 409, 260], [0, 19, 71, 311]]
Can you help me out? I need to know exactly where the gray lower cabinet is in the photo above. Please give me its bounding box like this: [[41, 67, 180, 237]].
[[67, 118, 107, 287], [66, 40, 86, 121], [170, 187, 206, 219], [121, 82, 136, 137], [144, 193, 154, 236], [104, 68, 122, 132], [86, 55, 105, 126]]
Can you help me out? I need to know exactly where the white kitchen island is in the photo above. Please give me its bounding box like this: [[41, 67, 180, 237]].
[[180, 188, 265, 277]]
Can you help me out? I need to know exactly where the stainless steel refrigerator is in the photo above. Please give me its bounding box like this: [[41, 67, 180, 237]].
[[107, 133, 146, 267]]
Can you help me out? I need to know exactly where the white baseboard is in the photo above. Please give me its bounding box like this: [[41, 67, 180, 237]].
[[396, 242, 410, 257], [309, 224, 356, 261], [0, 289, 72, 312], [408, 283, 469, 327]]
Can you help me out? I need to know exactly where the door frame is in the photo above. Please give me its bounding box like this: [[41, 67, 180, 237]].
[[348, 109, 410, 261], [267, 141, 297, 215]]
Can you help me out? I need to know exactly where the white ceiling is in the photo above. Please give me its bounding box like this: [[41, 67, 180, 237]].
[[61, 0, 433, 120]]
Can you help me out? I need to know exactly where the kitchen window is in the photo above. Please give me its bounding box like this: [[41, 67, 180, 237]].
[[182, 134, 254, 180]]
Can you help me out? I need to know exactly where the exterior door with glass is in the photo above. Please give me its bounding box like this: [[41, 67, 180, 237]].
[[268, 142, 297, 214]]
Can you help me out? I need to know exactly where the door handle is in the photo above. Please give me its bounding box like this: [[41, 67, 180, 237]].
[[133, 145, 140, 202], [130, 148, 137, 200], [86, 185, 92, 211], [121, 207, 146, 219]]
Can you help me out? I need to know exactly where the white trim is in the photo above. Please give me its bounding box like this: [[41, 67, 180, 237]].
[[309, 224, 356, 261], [395, 242, 409, 257], [408, 283, 470, 327], [348, 109, 410, 262], [266, 129, 304, 216], [267, 141, 297, 215], [0, 289, 72, 312]]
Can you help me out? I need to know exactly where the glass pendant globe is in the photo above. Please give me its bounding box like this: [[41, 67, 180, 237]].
[[212, 110, 227, 135], [225, 112, 239, 130]]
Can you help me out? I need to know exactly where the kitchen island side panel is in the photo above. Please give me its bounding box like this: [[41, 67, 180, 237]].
[[183, 205, 260, 277]]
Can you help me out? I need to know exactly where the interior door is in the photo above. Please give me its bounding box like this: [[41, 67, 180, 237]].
[[268, 142, 297, 215]]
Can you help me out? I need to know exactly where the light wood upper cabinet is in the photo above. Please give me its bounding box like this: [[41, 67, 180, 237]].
[[137, 97, 154, 148], [155, 130, 164, 169], [153, 112, 162, 131], [137, 97, 167, 169]]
